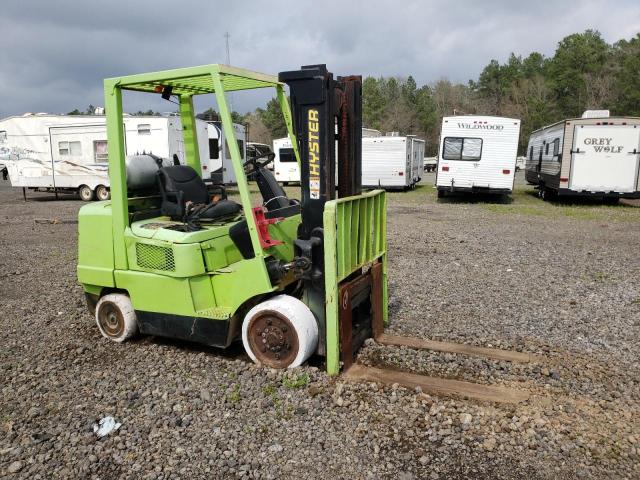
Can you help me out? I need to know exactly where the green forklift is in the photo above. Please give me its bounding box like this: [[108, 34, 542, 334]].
[[77, 64, 388, 375]]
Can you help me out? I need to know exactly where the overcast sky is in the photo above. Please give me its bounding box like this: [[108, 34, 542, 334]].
[[1, 0, 639, 117]]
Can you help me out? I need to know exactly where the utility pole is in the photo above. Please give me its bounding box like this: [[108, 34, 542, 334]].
[[224, 32, 231, 65], [224, 32, 234, 112]]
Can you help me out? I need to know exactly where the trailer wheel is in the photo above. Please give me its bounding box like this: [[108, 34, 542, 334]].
[[95, 185, 110, 201], [437, 190, 445, 199], [242, 295, 318, 369], [78, 185, 94, 201], [95, 293, 138, 343], [540, 187, 555, 202]]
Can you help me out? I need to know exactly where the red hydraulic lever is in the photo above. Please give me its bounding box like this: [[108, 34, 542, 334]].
[[252, 206, 284, 249]]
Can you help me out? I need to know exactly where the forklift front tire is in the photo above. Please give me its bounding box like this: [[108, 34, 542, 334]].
[[95, 293, 138, 343], [242, 295, 318, 369]]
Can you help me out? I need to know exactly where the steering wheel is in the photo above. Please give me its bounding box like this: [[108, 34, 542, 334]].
[[243, 152, 275, 173]]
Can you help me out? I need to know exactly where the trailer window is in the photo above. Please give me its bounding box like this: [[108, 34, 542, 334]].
[[0, 131, 6, 142], [442, 138, 462, 160], [552, 138, 560, 157], [223, 139, 245, 160], [443, 137, 482, 161], [137, 124, 151, 135], [529, 146, 533, 160], [58, 141, 81, 156], [279, 148, 296, 162], [209, 138, 219, 159], [93, 140, 108, 162], [237, 140, 244, 159], [545, 143, 549, 155], [462, 138, 482, 160]]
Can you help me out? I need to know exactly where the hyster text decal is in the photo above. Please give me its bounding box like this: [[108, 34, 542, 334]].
[[308, 108, 320, 199], [457, 123, 504, 131], [583, 137, 623, 153]]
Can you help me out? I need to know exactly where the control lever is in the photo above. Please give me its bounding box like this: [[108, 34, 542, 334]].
[[282, 257, 312, 275]]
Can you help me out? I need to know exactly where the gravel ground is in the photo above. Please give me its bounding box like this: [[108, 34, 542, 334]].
[[1, 172, 639, 479]]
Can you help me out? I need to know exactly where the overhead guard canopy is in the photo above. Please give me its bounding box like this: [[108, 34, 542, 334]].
[[105, 64, 282, 96]]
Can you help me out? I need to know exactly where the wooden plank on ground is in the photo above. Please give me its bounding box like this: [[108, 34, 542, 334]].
[[376, 333, 537, 364], [344, 364, 529, 404]]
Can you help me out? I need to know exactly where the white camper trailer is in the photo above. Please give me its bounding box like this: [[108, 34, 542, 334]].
[[206, 121, 246, 184], [362, 135, 425, 190], [361, 135, 425, 189], [0, 114, 245, 199], [525, 111, 640, 200], [272, 137, 299, 184], [272, 131, 426, 189], [436, 116, 521, 197], [408, 136, 425, 185]]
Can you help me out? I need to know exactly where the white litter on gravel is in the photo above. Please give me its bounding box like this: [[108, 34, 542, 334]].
[[93, 416, 121, 438]]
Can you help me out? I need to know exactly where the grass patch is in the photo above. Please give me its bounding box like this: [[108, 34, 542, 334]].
[[226, 384, 241, 403], [481, 187, 640, 222], [591, 271, 609, 282], [282, 372, 310, 389], [262, 383, 277, 396]]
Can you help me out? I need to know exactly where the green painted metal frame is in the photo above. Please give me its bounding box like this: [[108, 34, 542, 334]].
[[103, 64, 301, 278], [323, 190, 388, 375]]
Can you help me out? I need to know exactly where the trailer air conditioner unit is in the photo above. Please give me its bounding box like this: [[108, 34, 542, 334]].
[[582, 110, 610, 119]]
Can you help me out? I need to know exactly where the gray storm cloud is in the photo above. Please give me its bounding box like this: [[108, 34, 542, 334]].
[[1, 0, 638, 116]]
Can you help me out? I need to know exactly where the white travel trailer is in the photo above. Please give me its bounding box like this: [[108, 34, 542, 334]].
[[0, 114, 245, 199], [408, 136, 425, 185], [272, 132, 426, 189], [436, 116, 521, 197], [272, 137, 299, 184], [362, 135, 425, 189], [206, 121, 246, 184], [525, 111, 640, 200]]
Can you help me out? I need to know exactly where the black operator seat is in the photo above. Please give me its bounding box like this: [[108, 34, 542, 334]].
[[255, 166, 296, 211], [156, 165, 240, 221]]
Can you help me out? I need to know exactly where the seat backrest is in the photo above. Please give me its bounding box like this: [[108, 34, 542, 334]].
[[254, 166, 290, 211], [157, 165, 210, 205]]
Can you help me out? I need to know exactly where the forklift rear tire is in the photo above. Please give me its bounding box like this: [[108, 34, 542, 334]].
[[79, 185, 94, 201], [242, 295, 318, 369], [95, 293, 138, 343]]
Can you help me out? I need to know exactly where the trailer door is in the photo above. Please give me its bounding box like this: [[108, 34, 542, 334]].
[[570, 125, 640, 192]]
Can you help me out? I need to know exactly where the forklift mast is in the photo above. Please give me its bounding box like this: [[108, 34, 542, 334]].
[[279, 65, 362, 237], [278, 65, 363, 351]]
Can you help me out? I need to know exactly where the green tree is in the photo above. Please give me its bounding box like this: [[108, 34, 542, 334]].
[[362, 77, 386, 130], [259, 98, 287, 139], [612, 34, 640, 115], [197, 108, 218, 121], [547, 30, 610, 116]]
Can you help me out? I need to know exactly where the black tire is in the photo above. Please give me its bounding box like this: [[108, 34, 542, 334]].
[[540, 187, 557, 202], [437, 190, 445, 199], [79, 185, 94, 201], [540, 188, 550, 201]]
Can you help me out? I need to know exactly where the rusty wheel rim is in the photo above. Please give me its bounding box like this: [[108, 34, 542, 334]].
[[247, 310, 299, 368], [98, 301, 125, 338]]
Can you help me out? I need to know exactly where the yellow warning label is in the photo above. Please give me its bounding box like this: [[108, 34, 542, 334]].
[[308, 108, 320, 199]]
